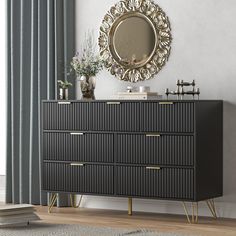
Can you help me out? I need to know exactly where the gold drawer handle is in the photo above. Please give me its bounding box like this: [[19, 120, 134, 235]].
[[58, 102, 71, 105], [146, 166, 161, 170], [70, 132, 84, 136], [146, 133, 161, 137], [70, 163, 84, 166], [159, 102, 174, 105], [106, 102, 121, 105]]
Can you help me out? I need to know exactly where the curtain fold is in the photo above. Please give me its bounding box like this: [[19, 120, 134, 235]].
[[6, 0, 75, 206]]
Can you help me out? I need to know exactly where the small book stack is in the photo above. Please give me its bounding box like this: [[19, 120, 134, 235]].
[[113, 92, 162, 100], [0, 204, 40, 227]]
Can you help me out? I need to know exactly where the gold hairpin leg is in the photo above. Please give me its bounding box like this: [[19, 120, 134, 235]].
[[182, 202, 198, 224], [78, 195, 83, 207], [70, 194, 83, 208], [182, 199, 217, 223], [128, 197, 132, 215], [206, 199, 217, 218], [48, 193, 58, 213], [182, 202, 191, 223], [192, 202, 198, 223]]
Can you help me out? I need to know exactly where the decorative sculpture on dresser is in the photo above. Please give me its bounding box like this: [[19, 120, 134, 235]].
[[166, 80, 200, 100]]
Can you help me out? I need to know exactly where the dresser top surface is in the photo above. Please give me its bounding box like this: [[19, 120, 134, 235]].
[[42, 99, 223, 103]]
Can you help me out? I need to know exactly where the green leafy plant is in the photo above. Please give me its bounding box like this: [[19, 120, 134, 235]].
[[57, 80, 72, 89], [70, 31, 103, 78]]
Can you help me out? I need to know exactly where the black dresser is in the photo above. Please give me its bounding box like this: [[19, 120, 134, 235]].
[[42, 100, 223, 219]]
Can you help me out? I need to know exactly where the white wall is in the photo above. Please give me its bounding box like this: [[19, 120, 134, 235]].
[[75, 0, 236, 218], [0, 0, 6, 175]]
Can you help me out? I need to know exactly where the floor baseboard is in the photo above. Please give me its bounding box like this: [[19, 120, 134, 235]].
[[78, 196, 236, 219], [0, 175, 5, 203]]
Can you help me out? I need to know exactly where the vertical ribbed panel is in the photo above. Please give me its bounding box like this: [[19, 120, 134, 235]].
[[42, 100, 197, 201], [116, 166, 194, 200], [43, 102, 90, 130], [43, 132, 113, 162], [116, 134, 194, 166], [43, 163, 114, 194], [91, 102, 140, 131], [141, 102, 194, 132]]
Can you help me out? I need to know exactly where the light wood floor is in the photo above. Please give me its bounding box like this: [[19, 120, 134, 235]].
[[36, 206, 236, 236]]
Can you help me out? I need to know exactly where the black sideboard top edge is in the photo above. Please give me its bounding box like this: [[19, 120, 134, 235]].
[[42, 99, 223, 103]]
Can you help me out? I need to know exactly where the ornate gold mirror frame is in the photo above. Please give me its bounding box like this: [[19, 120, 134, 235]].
[[99, 0, 172, 83]]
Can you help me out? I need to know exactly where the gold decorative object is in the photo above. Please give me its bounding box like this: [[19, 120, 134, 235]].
[[99, 0, 172, 82]]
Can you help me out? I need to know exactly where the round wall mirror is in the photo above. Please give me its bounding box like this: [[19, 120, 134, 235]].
[[99, 0, 172, 82], [110, 14, 157, 69]]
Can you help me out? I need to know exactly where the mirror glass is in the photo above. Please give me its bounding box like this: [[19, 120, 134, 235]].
[[111, 16, 156, 68], [99, 0, 172, 82]]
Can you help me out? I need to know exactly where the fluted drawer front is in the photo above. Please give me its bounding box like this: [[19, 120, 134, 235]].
[[141, 102, 194, 132], [116, 134, 194, 166], [116, 166, 194, 200], [43, 162, 113, 194], [43, 132, 113, 162], [43, 102, 90, 130], [91, 102, 140, 131]]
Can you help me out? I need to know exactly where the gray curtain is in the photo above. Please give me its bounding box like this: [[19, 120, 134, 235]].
[[6, 0, 75, 206]]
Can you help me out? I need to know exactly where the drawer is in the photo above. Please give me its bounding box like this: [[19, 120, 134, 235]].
[[116, 166, 194, 200], [91, 102, 140, 131], [43, 132, 113, 163], [141, 102, 194, 133], [43, 162, 114, 194], [116, 134, 194, 166], [42, 102, 90, 130]]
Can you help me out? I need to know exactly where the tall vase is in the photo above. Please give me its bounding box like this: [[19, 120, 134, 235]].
[[80, 76, 96, 100]]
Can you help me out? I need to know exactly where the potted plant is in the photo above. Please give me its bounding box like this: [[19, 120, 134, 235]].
[[70, 31, 103, 100], [57, 80, 72, 100]]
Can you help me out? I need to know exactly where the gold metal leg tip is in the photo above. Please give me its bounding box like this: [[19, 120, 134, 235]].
[[70, 194, 83, 208], [48, 193, 58, 214], [182, 202, 198, 224], [128, 198, 132, 216], [206, 199, 217, 219]]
